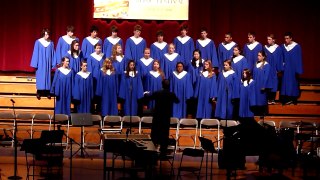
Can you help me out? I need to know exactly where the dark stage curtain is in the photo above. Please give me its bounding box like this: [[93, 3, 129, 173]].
[[0, 0, 319, 80]]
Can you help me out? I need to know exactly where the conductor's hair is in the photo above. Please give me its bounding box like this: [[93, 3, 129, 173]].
[[162, 79, 170, 90]]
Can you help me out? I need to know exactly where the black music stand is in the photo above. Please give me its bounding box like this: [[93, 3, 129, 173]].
[[70, 113, 93, 158]]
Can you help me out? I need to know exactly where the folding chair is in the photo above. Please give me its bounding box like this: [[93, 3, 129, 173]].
[[177, 118, 198, 149], [100, 116, 123, 150], [177, 148, 204, 180], [122, 116, 140, 134], [159, 138, 177, 177], [84, 114, 102, 149], [53, 114, 70, 149], [0, 112, 15, 147], [31, 113, 52, 138], [258, 120, 276, 127], [16, 113, 34, 139], [199, 136, 217, 180], [139, 116, 153, 134], [199, 119, 220, 149], [169, 117, 179, 141]]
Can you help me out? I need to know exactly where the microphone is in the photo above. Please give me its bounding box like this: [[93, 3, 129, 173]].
[[10, 99, 15, 104]]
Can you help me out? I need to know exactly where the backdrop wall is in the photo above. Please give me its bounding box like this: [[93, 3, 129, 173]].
[[0, 0, 319, 80]]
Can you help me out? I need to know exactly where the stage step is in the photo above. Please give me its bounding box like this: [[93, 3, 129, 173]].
[[268, 103, 320, 116], [0, 76, 36, 83], [0, 95, 54, 109], [0, 82, 36, 94]]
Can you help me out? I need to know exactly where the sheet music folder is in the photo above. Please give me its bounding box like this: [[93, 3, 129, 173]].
[[70, 113, 93, 126]]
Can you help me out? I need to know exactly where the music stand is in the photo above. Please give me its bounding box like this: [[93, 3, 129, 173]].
[[70, 113, 93, 158]]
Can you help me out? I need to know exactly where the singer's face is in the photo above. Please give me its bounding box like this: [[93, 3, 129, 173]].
[[193, 51, 200, 60], [129, 62, 135, 70], [267, 37, 274, 45], [63, 59, 70, 68], [223, 62, 230, 71], [176, 63, 184, 73], [116, 45, 122, 54], [144, 49, 150, 59], [233, 47, 240, 56], [106, 61, 112, 69], [153, 61, 160, 70], [204, 62, 210, 70], [95, 45, 102, 54], [74, 43, 79, 51], [81, 63, 88, 72]]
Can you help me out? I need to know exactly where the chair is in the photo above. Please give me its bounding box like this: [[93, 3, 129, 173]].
[[177, 118, 198, 149], [0, 112, 15, 147], [100, 116, 123, 151], [53, 114, 70, 149], [139, 116, 153, 134], [199, 136, 217, 180], [122, 116, 140, 134], [159, 138, 177, 177], [16, 113, 34, 139], [199, 119, 220, 149], [169, 117, 180, 140], [22, 130, 64, 180], [219, 120, 239, 128], [177, 148, 204, 180], [31, 113, 52, 139], [258, 120, 276, 127], [83, 114, 102, 149]]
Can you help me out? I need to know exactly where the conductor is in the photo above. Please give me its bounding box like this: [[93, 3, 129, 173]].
[[145, 79, 179, 156]]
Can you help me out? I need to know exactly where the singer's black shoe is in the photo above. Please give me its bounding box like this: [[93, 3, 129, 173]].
[[36, 94, 41, 100]]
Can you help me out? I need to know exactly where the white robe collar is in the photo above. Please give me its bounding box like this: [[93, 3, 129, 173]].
[[197, 38, 211, 47], [106, 69, 112, 75], [130, 36, 143, 45], [77, 71, 90, 79], [284, 42, 297, 51], [201, 71, 209, 77], [222, 41, 236, 50], [116, 55, 123, 62], [58, 67, 71, 75], [38, 38, 50, 47], [86, 36, 100, 46], [246, 41, 259, 50], [124, 71, 138, 77], [223, 70, 235, 77], [173, 70, 187, 79], [177, 36, 191, 44], [243, 79, 253, 87], [233, 55, 244, 64], [140, 57, 153, 66], [67, 50, 79, 58], [153, 42, 167, 50], [62, 35, 76, 45], [91, 52, 104, 61], [164, 53, 178, 61], [256, 61, 268, 68], [265, 44, 278, 53], [107, 36, 121, 45], [149, 70, 160, 78]]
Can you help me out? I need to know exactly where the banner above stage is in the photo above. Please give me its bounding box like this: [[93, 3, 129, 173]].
[[94, 0, 189, 20]]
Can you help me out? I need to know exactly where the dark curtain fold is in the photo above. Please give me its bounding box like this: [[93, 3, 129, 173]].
[[0, 0, 319, 79]]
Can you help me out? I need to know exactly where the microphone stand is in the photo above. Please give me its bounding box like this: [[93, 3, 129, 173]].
[[129, 76, 133, 134], [8, 99, 22, 180]]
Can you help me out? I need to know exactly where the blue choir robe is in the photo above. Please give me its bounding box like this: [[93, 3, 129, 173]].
[[96, 69, 119, 116], [150, 41, 168, 61], [239, 79, 256, 118], [103, 36, 123, 58], [124, 36, 146, 62], [196, 38, 219, 67], [194, 71, 217, 119], [253, 62, 271, 106], [243, 42, 263, 71], [215, 70, 238, 119], [30, 38, 55, 91], [50, 67, 73, 115], [87, 52, 106, 91], [81, 36, 103, 58], [162, 53, 181, 79], [119, 71, 144, 116], [170, 71, 193, 119], [173, 36, 195, 66], [280, 42, 303, 97], [264, 44, 284, 92], [136, 57, 154, 78], [65, 50, 83, 73], [73, 71, 94, 113], [217, 41, 237, 70], [232, 55, 249, 95], [54, 35, 79, 66], [187, 59, 204, 88], [144, 71, 163, 109]]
